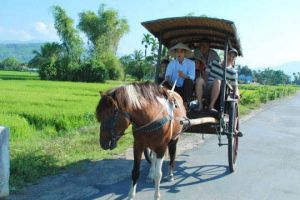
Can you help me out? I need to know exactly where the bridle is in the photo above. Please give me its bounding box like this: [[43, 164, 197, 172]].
[[101, 107, 131, 149]]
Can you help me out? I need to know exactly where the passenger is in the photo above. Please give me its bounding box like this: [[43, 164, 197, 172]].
[[194, 37, 221, 67], [165, 42, 195, 108], [195, 48, 239, 112], [158, 58, 169, 84], [194, 53, 206, 79]]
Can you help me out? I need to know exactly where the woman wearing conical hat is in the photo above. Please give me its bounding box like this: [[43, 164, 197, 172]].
[[165, 42, 195, 108]]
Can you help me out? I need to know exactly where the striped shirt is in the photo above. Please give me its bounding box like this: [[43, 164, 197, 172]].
[[206, 60, 238, 86]]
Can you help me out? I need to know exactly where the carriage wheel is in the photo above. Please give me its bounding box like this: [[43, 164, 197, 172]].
[[228, 101, 239, 172], [144, 148, 152, 163]]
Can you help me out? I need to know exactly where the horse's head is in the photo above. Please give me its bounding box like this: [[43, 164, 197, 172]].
[[96, 92, 131, 150]]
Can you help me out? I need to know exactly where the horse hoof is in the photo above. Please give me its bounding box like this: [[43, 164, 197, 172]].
[[167, 176, 174, 182]]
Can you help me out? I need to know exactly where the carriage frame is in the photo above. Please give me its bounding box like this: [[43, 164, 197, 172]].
[[141, 16, 243, 172]]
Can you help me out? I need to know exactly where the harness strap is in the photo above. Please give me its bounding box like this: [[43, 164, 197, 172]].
[[132, 115, 172, 133], [131, 97, 175, 133]]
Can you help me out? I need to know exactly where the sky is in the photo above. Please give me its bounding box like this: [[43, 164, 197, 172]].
[[0, 0, 300, 68]]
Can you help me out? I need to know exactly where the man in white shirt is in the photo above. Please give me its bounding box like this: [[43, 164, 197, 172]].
[[165, 42, 195, 107]]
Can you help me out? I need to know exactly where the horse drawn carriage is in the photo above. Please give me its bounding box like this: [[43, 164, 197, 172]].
[[97, 16, 243, 200], [141, 16, 243, 172], [142, 17, 242, 172]]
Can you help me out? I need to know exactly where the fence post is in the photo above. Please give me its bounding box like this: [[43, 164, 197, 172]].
[[0, 126, 9, 199]]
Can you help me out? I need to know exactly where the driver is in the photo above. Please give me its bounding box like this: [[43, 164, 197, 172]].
[[165, 42, 195, 109]]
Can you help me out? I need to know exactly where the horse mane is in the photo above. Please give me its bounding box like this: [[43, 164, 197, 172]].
[[96, 82, 169, 121]]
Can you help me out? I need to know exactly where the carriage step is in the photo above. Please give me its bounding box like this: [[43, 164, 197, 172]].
[[237, 131, 243, 137]]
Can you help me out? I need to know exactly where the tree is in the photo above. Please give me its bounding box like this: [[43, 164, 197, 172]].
[[141, 33, 152, 58], [240, 65, 252, 76], [253, 68, 290, 85], [78, 4, 129, 80], [126, 50, 153, 81], [0, 57, 21, 70], [28, 42, 62, 80], [119, 55, 132, 80], [52, 5, 83, 80], [78, 4, 129, 53]]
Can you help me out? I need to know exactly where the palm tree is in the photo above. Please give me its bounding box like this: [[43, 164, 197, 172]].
[[28, 42, 62, 80], [141, 33, 152, 58], [150, 37, 158, 57], [28, 42, 62, 67]]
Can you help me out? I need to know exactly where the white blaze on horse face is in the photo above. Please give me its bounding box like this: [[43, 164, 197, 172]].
[[125, 85, 142, 109]]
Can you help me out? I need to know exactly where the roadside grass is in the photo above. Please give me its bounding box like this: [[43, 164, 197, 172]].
[[0, 70, 298, 191], [0, 71, 133, 191], [10, 126, 133, 190]]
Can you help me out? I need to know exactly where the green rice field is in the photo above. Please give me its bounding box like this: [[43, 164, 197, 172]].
[[0, 70, 298, 191]]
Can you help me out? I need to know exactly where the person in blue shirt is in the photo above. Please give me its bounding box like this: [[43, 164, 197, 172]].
[[165, 42, 195, 108]]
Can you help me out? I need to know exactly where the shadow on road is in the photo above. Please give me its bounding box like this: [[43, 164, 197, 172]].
[[84, 159, 230, 199], [160, 163, 230, 194], [11, 154, 231, 200]]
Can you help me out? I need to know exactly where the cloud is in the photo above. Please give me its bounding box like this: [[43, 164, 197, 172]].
[[0, 21, 59, 42], [34, 21, 58, 40]]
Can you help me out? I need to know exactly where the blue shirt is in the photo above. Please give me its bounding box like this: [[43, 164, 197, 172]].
[[165, 58, 195, 87]]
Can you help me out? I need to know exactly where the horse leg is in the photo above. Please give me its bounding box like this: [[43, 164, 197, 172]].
[[128, 144, 143, 200], [168, 138, 178, 181], [154, 151, 165, 200], [147, 151, 156, 182]]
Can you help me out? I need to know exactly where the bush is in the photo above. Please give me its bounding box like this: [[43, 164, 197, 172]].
[[74, 59, 108, 82], [39, 62, 57, 80], [102, 52, 123, 80]]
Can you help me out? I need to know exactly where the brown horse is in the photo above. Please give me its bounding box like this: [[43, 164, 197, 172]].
[[96, 82, 186, 200]]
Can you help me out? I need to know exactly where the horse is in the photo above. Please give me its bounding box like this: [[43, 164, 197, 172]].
[[96, 82, 186, 200]]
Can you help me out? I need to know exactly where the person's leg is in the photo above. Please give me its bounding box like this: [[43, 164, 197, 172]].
[[182, 78, 193, 102], [195, 78, 205, 110], [174, 87, 184, 98], [209, 80, 221, 110], [174, 86, 189, 110]]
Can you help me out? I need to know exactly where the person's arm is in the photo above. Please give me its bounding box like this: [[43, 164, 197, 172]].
[[165, 62, 174, 84], [187, 60, 195, 80], [233, 70, 240, 99]]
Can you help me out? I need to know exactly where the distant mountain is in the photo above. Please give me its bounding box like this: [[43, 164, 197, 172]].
[[274, 61, 300, 76], [0, 43, 44, 63]]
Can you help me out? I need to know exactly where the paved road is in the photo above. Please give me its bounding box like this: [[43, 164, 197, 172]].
[[11, 93, 300, 200], [95, 93, 300, 200]]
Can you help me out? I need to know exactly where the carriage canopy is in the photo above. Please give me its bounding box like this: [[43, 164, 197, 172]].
[[142, 17, 242, 56]]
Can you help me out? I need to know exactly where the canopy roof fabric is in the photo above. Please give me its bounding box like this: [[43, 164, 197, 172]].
[[142, 17, 242, 56]]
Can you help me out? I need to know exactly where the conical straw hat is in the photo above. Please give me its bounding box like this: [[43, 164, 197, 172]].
[[168, 42, 192, 57]]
